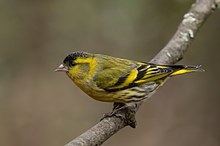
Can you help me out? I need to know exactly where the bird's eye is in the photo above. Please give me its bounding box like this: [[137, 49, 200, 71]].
[[69, 61, 76, 67]]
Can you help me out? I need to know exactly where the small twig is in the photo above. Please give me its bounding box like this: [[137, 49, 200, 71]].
[[65, 0, 217, 146]]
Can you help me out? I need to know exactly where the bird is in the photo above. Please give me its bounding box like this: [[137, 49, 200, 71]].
[[55, 51, 204, 105]]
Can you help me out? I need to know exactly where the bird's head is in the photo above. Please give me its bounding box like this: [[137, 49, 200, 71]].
[[55, 51, 94, 80]]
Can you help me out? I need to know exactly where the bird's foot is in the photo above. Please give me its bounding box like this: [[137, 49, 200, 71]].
[[101, 102, 137, 128]]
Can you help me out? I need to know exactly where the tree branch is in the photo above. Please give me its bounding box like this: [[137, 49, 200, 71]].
[[65, 0, 218, 146], [150, 0, 217, 64]]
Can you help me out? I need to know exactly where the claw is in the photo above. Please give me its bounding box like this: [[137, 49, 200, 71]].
[[100, 103, 137, 128]]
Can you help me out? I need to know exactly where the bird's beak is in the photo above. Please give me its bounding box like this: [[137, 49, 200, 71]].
[[54, 64, 68, 72]]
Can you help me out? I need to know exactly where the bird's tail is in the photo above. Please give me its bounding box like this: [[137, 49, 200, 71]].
[[170, 65, 204, 77]]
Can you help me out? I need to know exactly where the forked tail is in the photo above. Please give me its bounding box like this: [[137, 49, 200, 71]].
[[170, 65, 204, 77]]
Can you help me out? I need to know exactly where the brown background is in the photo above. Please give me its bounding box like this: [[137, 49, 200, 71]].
[[0, 1, 220, 146]]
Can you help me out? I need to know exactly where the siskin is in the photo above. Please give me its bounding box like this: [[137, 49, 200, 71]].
[[55, 51, 204, 104]]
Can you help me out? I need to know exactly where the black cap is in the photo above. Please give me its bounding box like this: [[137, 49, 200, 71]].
[[63, 52, 89, 63]]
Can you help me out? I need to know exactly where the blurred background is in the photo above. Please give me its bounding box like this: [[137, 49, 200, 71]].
[[0, 0, 220, 146]]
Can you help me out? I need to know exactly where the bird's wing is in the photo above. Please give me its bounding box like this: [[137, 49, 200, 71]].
[[93, 62, 176, 92], [93, 64, 136, 91]]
